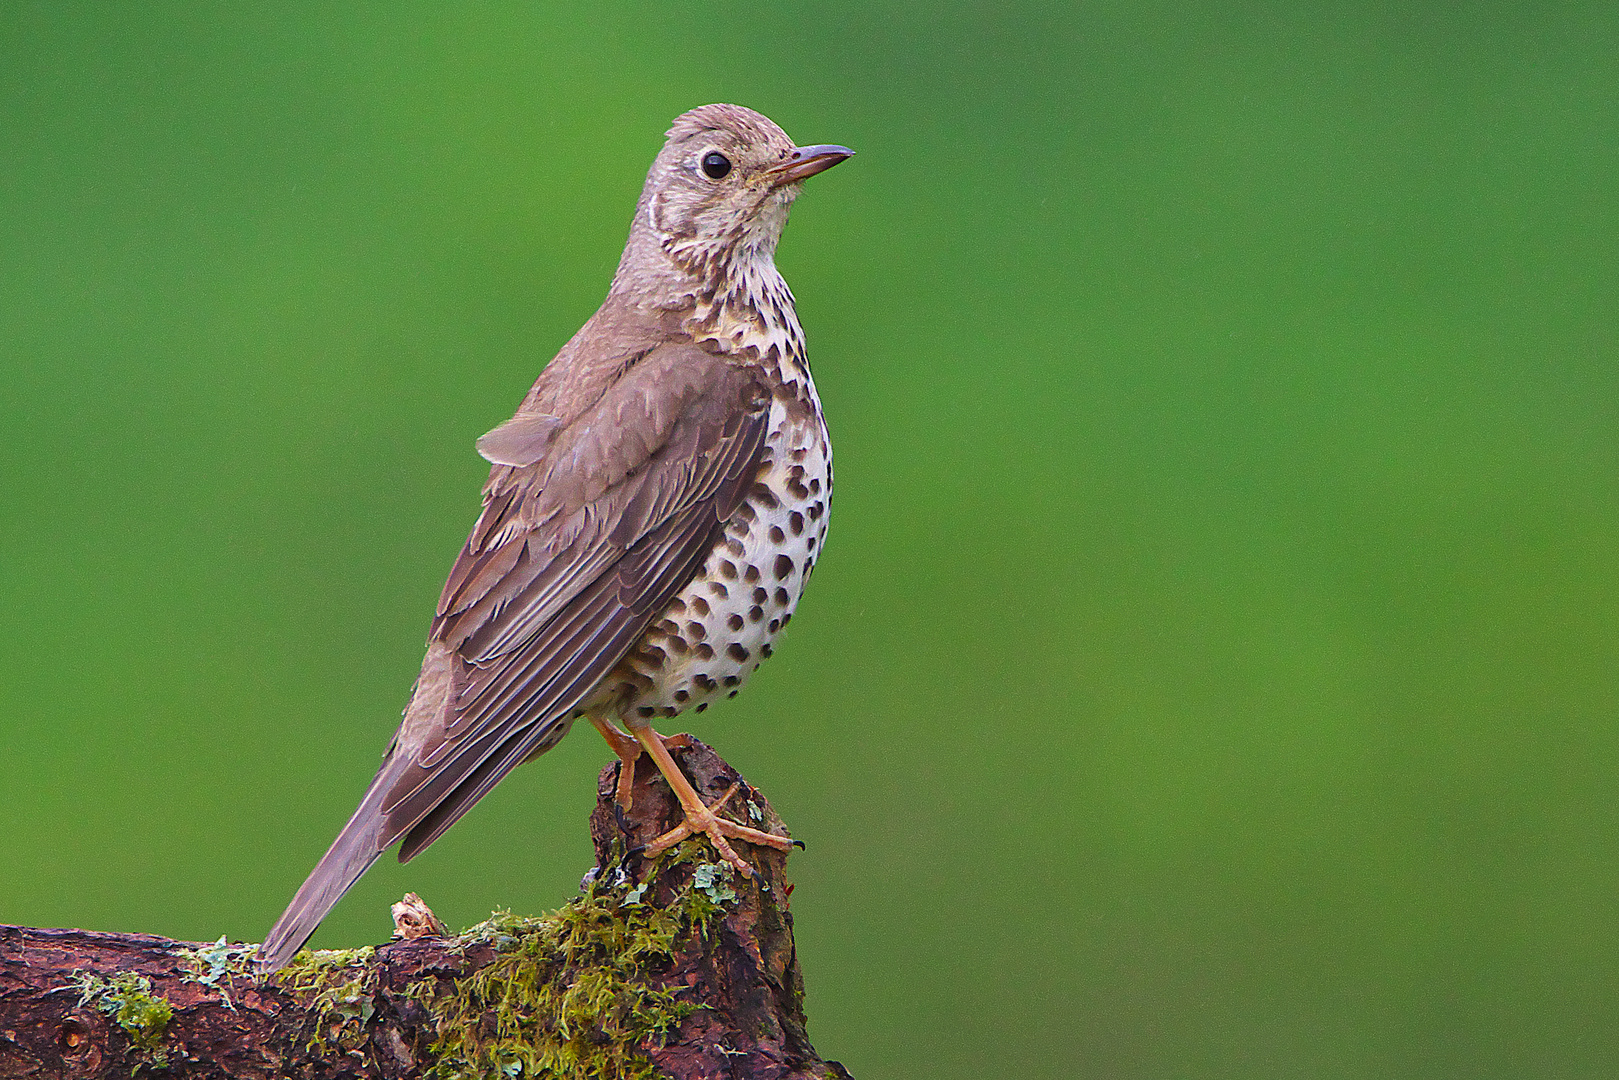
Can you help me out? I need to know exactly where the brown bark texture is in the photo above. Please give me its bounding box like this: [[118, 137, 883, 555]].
[[0, 738, 850, 1079]]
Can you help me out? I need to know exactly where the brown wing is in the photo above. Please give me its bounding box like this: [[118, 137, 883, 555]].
[[378, 343, 770, 861]]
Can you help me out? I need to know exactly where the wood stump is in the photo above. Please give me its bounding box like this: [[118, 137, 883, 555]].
[[0, 738, 849, 1079]]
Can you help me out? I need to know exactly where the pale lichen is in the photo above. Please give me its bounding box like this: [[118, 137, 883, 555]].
[[691, 861, 737, 906], [70, 970, 174, 1068], [179, 935, 258, 1009]]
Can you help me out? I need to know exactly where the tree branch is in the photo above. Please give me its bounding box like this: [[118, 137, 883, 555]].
[[0, 738, 850, 1079]]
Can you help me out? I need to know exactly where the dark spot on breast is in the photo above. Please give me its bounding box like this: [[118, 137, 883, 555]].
[[761, 643, 775, 659], [720, 559, 738, 580], [773, 587, 790, 605], [640, 645, 667, 667], [667, 597, 687, 615], [685, 621, 706, 640], [791, 447, 807, 462], [748, 605, 764, 622], [724, 539, 745, 557], [752, 484, 780, 510], [674, 689, 690, 703], [694, 643, 715, 661], [709, 581, 728, 598], [768, 617, 781, 632], [752, 587, 768, 604], [696, 702, 709, 712], [724, 675, 741, 688], [808, 501, 824, 521], [782, 611, 793, 626], [789, 464, 806, 480], [637, 706, 656, 718], [738, 503, 758, 522], [695, 673, 717, 691], [727, 613, 744, 632], [807, 536, 817, 551], [689, 595, 710, 617], [744, 563, 761, 583], [768, 525, 785, 544], [809, 478, 822, 495], [774, 554, 795, 580], [789, 511, 804, 535], [788, 481, 810, 500], [727, 643, 750, 663], [727, 689, 739, 698]]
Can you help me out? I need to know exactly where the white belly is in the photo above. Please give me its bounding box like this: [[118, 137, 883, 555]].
[[619, 398, 830, 719]]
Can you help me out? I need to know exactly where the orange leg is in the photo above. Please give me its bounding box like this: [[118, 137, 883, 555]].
[[627, 722, 794, 875], [589, 715, 644, 812], [589, 716, 702, 812]]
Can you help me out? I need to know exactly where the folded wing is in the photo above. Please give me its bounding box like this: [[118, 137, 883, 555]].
[[257, 342, 769, 970], [385, 344, 770, 857]]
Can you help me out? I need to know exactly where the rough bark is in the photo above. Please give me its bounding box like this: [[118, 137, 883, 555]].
[[0, 738, 849, 1079]]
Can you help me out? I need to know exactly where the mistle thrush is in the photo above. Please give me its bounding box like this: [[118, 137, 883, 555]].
[[257, 105, 851, 971]]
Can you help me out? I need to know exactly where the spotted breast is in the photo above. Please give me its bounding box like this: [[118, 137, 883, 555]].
[[613, 390, 830, 719]]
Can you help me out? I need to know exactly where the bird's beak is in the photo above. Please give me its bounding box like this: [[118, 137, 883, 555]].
[[766, 144, 854, 185]]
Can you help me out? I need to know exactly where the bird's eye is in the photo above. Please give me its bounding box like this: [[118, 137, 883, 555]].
[[700, 151, 732, 180]]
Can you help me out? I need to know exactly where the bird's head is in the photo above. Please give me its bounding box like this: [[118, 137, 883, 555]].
[[614, 104, 852, 298]]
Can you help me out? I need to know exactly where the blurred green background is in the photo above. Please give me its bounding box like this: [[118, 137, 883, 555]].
[[3, 3, 1618, 1076]]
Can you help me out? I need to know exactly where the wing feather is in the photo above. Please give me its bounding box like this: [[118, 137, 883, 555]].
[[257, 312, 772, 973], [370, 345, 770, 858]]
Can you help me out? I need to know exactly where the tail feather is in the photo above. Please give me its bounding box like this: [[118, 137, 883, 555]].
[[256, 765, 394, 973], [397, 718, 568, 863]]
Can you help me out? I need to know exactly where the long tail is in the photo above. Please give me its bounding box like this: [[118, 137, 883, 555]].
[[255, 636, 580, 972], [255, 755, 401, 973]]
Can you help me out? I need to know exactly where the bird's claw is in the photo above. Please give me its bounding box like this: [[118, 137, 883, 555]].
[[642, 781, 796, 876]]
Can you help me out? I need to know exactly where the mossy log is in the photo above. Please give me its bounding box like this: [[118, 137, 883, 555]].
[[0, 738, 850, 1079]]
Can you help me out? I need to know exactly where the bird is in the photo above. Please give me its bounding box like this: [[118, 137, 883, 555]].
[[256, 104, 851, 973]]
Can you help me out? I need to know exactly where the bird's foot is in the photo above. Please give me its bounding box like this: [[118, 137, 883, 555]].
[[625, 724, 794, 876], [642, 781, 795, 875]]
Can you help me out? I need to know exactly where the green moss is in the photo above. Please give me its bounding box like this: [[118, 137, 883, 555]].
[[422, 840, 739, 1080], [274, 945, 378, 1052], [71, 970, 174, 1068]]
